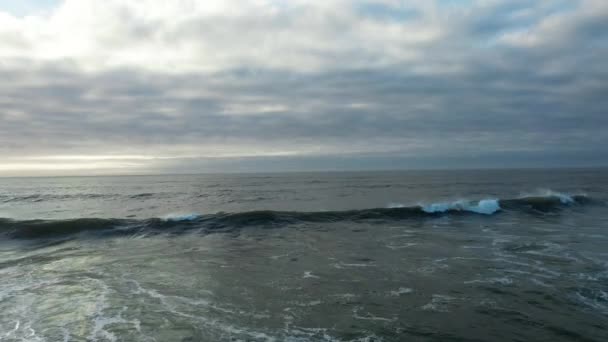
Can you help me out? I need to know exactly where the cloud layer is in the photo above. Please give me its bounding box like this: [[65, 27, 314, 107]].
[[1, 0, 607, 175]]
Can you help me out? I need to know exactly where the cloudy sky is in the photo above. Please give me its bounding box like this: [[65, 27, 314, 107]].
[[0, 0, 607, 176]]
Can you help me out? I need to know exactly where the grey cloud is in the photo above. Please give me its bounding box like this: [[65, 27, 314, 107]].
[[0, 0, 607, 175]]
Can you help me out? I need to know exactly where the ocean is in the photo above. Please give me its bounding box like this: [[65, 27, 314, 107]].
[[0, 169, 607, 341]]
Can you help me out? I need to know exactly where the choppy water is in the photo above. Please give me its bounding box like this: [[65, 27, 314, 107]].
[[1, 169, 607, 341]]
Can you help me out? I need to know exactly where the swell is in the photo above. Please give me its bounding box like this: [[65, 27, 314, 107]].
[[0, 194, 596, 240]]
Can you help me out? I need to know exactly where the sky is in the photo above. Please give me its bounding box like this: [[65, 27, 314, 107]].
[[0, 0, 607, 176]]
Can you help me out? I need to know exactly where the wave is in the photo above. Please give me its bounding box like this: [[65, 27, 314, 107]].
[[0, 193, 595, 240], [0, 193, 115, 203], [0, 192, 169, 203]]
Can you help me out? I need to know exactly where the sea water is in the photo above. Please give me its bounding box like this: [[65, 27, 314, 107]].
[[0, 169, 607, 341]]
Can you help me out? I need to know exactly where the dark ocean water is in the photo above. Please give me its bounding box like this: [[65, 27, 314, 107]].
[[1, 169, 607, 341]]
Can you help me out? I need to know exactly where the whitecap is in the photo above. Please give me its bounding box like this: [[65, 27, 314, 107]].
[[303, 271, 319, 279], [519, 189, 579, 204], [161, 213, 201, 222], [421, 198, 501, 215], [390, 287, 413, 296]]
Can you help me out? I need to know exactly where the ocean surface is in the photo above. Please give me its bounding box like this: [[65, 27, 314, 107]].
[[1, 169, 607, 341]]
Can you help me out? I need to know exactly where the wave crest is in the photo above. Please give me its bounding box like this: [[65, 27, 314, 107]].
[[421, 199, 501, 215], [518, 189, 577, 204], [161, 213, 202, 222]]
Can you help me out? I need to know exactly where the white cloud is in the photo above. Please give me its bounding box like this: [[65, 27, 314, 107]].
[[2, 0, 604, 75], [0, 0, 445, 73]]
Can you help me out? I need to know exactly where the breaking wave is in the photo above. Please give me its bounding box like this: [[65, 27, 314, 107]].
[[421, 199, 501, 215], [0, 193, 594, 240]]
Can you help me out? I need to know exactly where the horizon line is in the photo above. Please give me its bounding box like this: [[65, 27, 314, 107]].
[[1, 165, 607, 179]]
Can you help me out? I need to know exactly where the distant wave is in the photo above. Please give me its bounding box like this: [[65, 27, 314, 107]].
[[0, 192, 169, 203], [0, 193, 115, 203], [0, 193, 595, 240]]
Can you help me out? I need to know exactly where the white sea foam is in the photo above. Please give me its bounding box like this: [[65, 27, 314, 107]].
[[293, 300, 322, 307], [464, 277, 513, 285], [421, 199, 501, 215], [303, 271, 319, 279], [519, 189, 578, 204], [331, 293, 357, 300], [161, 213, 202, 222], [421, 294, 456, 312], [390, 287, 413, 296], [574, 290, 608, 314], [386, 243, 417, 250], [333, 262, 377, 269], [352, 307, 396, 322]]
